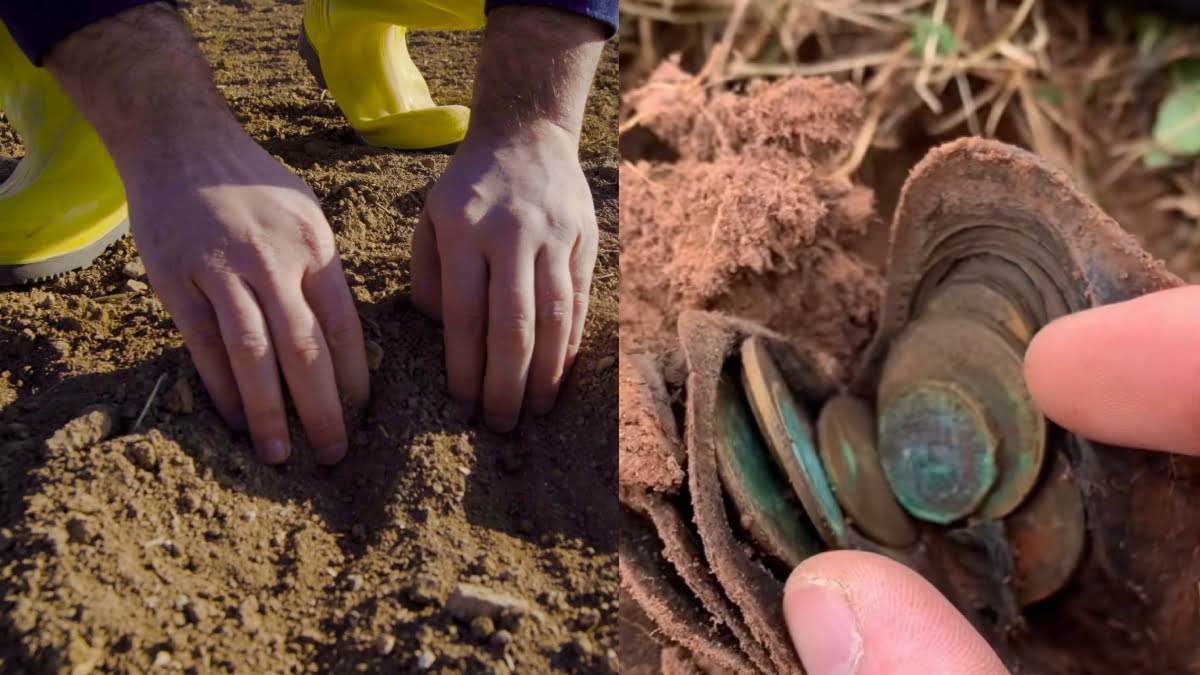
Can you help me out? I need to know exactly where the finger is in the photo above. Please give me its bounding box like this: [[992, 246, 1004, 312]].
[[784, 550, 1010, 675], [1024, 285, 1200, 456], [526, 246, 574, 415], [303, 259, 370, 411], [201, 277, 291, 464], [258, 279, 348, 465], [565, 225, 598, 376], [411, 210, 443, 321], [483, 243, 537, 432], [160, 281, 247, 430], [441, 247, 488, 414]]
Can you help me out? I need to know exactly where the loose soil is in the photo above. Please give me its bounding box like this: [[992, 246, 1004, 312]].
[[0, 1, 619, 673]]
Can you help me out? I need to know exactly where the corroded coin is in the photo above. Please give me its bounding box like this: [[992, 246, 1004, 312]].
[[1006, 452, 1086, 605], [878, 315, 1046, 520], [878, 379, 998, 524], [921, 281, 1034, 344], [714, 367, 824, 569], [740, 336, 847, 548], [816, 395, 918, 548]]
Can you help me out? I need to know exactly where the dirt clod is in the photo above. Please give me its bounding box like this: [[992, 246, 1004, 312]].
[[376, 634, 396, 656], [122, 258, 146, 280], [469, 615, 495, 641], [407, 574, 442, 605], [126, 440, 158, 472], [446, 583, 528, 623]]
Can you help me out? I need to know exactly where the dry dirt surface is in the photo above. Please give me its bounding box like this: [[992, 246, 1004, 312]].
[[0, 1, 619, 673]]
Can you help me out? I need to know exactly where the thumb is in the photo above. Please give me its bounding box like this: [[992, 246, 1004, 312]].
[[783, 550, 1010, 675]]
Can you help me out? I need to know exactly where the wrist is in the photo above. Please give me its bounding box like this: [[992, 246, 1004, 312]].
[[466, 5, 604, 141], [44, 2, 240, 163]]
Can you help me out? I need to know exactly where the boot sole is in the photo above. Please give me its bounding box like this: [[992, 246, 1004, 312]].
[[0, 217, 130, 286]]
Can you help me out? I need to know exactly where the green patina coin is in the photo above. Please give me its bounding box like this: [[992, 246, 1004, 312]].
[[714, 365, 823, 569], [878, 315, 1047, 520], [878, 380, 998, 524], [740, 337, 847, 548], [816, 395, 918, 548]]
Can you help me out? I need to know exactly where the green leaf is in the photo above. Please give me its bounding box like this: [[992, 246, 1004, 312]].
[[1153, 85, 1200, 155], [909, 15, 958, 57], [1143, 147, 1173, 169]]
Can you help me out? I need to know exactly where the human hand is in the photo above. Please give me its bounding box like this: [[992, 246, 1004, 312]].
[[409, 4, 604, 431], [43, 3, 368, 464], [781, 285, 1200, 674], [411, 124, 597, 431], [124, 127, 369, 466]]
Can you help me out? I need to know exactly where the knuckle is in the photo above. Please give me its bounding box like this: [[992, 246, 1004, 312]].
[[492, 312, 535, 350], [537, 298, 572, 329], [285, 334, 325, 368], [227, 331, 272, 362]]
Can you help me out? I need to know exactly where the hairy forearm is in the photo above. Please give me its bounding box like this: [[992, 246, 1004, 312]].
[[43, 2, 239, 163], [468, 5, 605, 142]]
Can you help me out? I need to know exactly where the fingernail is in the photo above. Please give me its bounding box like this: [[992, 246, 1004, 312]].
[[784, 579, 862, 675], [486, 414, 517, 433], [317, 442, 346, 466], [260, 440, 290, 465]]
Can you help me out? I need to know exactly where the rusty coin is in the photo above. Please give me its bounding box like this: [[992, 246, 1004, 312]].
[[1006, 452, 1086, 605]]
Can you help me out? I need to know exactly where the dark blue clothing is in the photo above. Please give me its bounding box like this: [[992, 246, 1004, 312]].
[[0, 0, 617, 66]]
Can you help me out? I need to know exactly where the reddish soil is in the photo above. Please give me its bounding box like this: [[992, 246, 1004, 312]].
[[0, 1, 619, 673]]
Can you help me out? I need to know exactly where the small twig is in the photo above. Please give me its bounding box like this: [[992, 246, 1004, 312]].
[[133, 372, 169, 432]]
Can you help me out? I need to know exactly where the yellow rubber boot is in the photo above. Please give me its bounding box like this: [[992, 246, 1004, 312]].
[[300, 0, 486, 150], [0, 20, 129, 284]]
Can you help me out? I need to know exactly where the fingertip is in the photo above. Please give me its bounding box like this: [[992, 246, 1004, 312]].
[[783, 551, 1008, 675], [258, 439, 291, 465], [315, 441, 346, 466]]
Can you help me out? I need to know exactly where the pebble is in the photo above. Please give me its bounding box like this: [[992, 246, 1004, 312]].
[[185, 599, 209, 624], [468, 615, 494, 642], [0, 528, 12, 552], [127, 441, 158, 472], [407, 574, 441, 605], [125, 279, 149, 294], [446, 584, 528, 623], [415, 650, 436, 670], [365, 340, 384, 371], [570, 634, 594, 658], [415, 625, 434, 644], [594, 355, 615, 372], [49, 340, 70, 357], [375, 634, 396, 656], [489, 630, 514, 650], [152, 651, 171, 668], [122, 258, 147, 280], [345, 574, 364, 592]]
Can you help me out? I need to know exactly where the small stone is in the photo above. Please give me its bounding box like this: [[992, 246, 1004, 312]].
[[0, 528, 13, 552], [375, 634, 396, 656], [345, 574, 364, 592], [445, 584, 528, 623], [126, 279, 149, 294], [570, 634, 594, 658], [152, 651, 171, 667], [407, 575, 441, 605], [238, 596, 262, 633], [365, 340, 384, 371], [29, 288, 52, 308], [490, 630, 514, 650], [468, 616, 494, 642], [576, 607, 600, 631], [415, 650, 435, 670], [49, 340, 70, 357], [594, 355, 615, 372], [127, 441, 158, 471], [185, 599, 209, 624], [66, 516, 96, 544], [241, 510, 256, 523], [122, 258, 146, 280]]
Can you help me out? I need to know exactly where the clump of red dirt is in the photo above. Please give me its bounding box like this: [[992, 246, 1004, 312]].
[[619, 59, 882, 370]]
